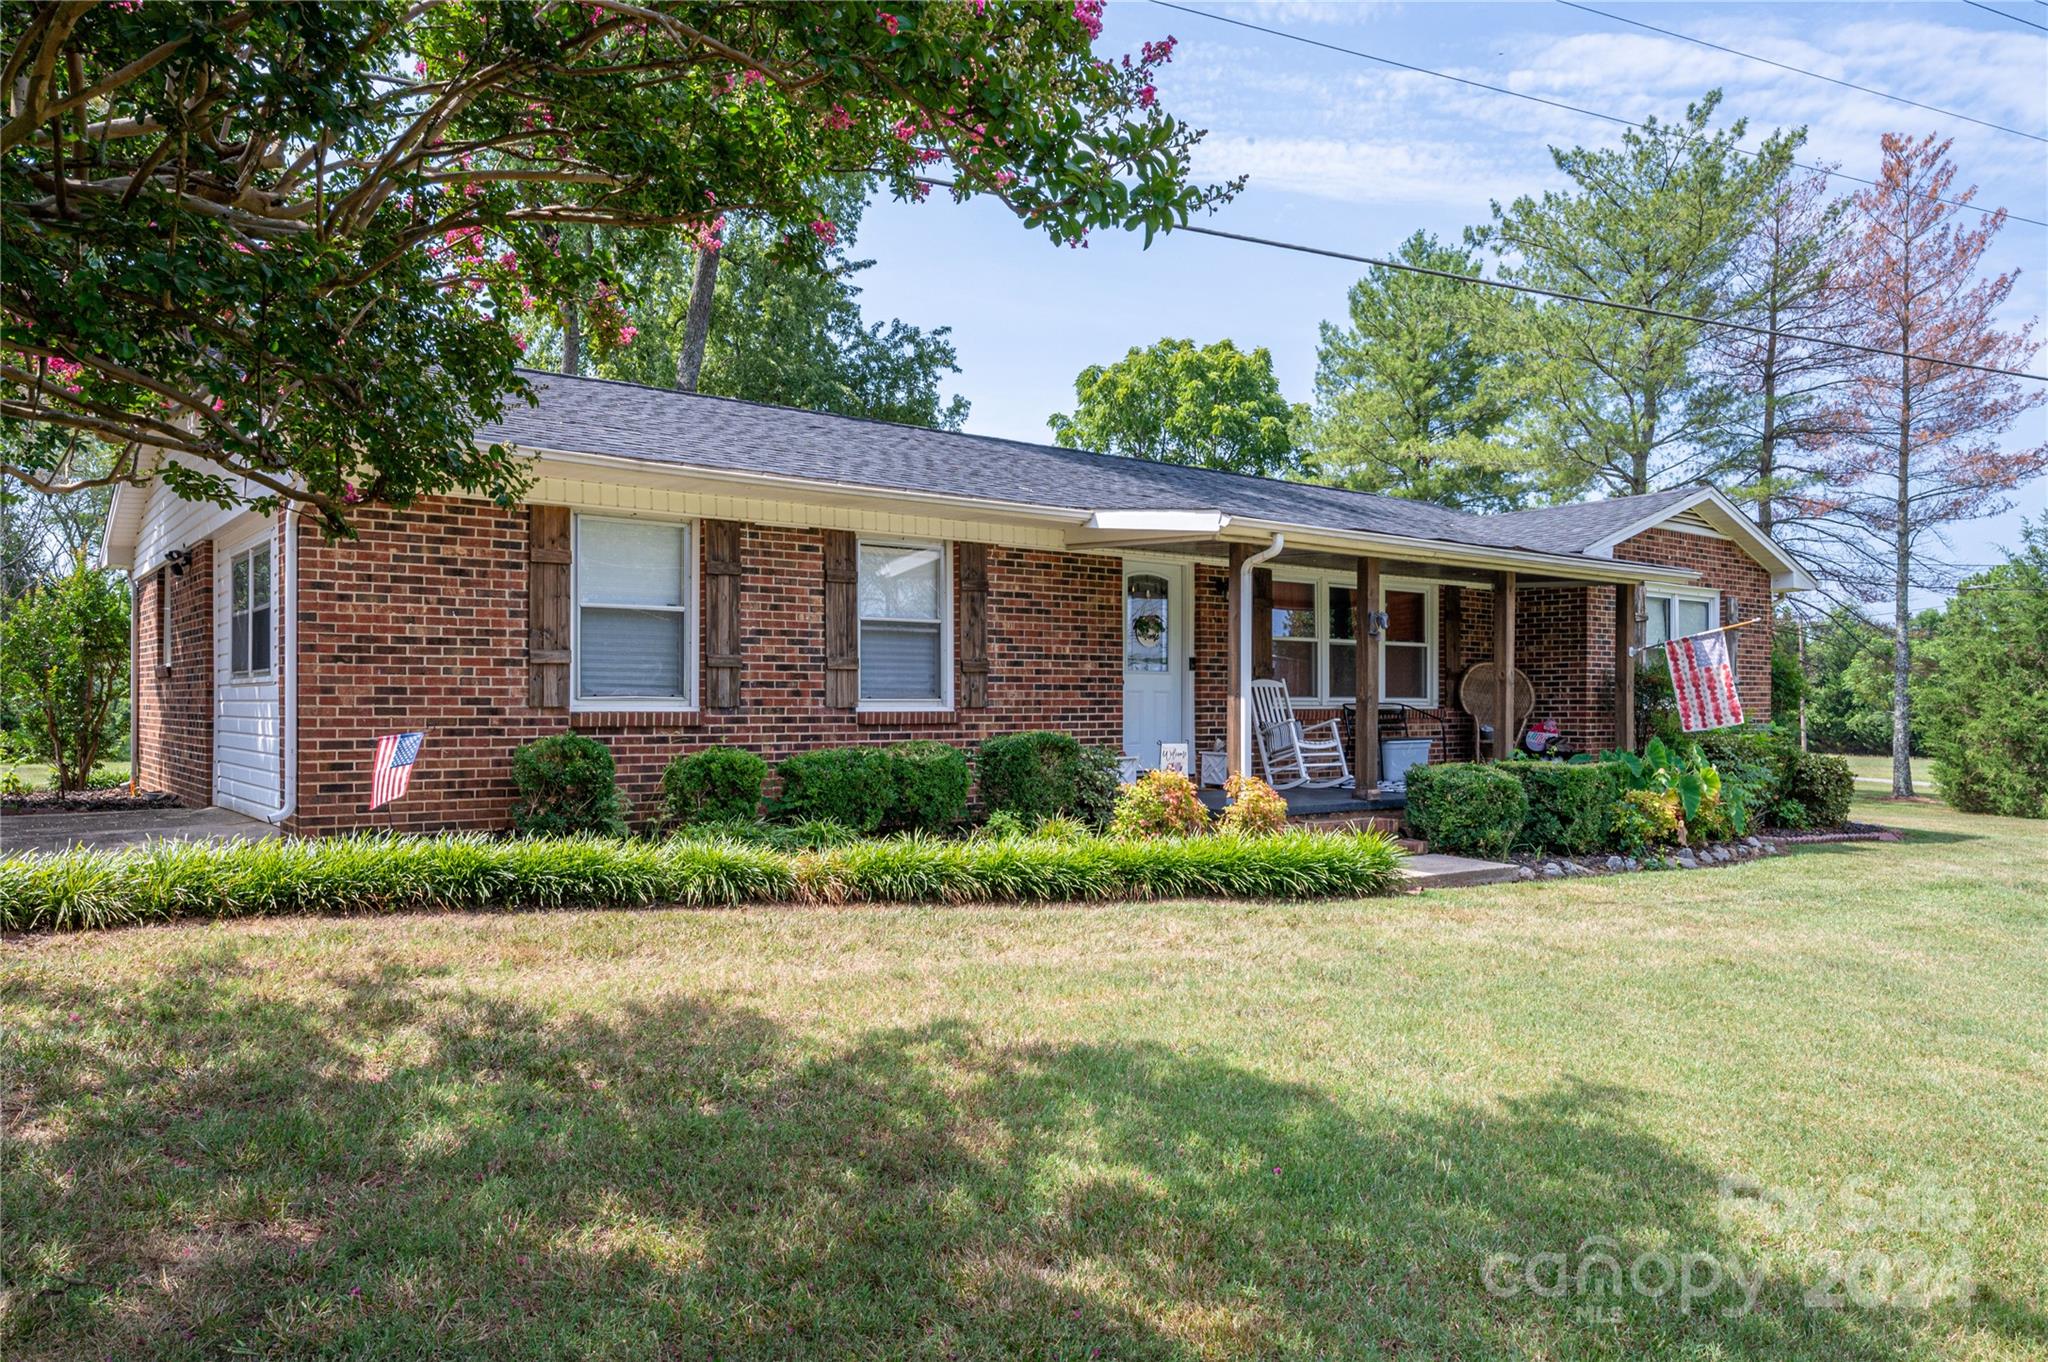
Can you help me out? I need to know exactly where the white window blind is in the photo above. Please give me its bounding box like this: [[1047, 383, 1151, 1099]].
[[577, 516, 692, 702], [859, 541, 946, 704]]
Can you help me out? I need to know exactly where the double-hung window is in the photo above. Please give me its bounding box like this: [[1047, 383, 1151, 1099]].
[[1268, 573, 1361, 705], [228, 542, 272, 678], [1643, 589, 1717, 647], [1380, 583, 1436, 706], [575, 515, 694, 706], [858, 539, 949, 707]]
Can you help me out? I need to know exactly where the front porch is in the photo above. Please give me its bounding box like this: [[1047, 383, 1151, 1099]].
[[1195, 783, 1406, 818]]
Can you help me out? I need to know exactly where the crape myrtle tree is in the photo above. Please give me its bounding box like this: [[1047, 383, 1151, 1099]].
[[2, 1, 1235, 535]]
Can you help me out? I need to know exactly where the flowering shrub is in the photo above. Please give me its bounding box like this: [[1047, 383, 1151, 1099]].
[[1218, 773, 1287, 836], [1108, 770, 1210, 840]]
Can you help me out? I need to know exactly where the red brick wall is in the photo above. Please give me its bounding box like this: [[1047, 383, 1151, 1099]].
[[287, 497, 1122, 834], [1613, 527, 1774, 729], [131, 544, 214, 806]]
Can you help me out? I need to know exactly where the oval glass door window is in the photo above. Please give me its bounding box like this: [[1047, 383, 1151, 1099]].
[[1126, 573, 1170, 672]]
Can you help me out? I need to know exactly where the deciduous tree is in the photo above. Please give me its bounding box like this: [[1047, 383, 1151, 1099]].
[[1806, 133, 2046, 797], [1050, 337, 1300, 476], [0, 560, 128, 790], [2, 3, 1232, 532]]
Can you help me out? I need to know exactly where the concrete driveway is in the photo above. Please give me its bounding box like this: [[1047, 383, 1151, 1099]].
[[0, 806, 280, 856]]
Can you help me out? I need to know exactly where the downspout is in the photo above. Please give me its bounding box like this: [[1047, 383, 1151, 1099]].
[[266, 506, 299, 827], [127, 574, 140, 795], [1233, 532, 1285, 777]]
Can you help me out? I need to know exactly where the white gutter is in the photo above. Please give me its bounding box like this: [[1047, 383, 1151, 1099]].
[[1234, 532, 1285, 777], [266, 506, 299, 827]]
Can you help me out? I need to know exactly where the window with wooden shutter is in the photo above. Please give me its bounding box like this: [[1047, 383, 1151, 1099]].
[[528, 505, 572, 708], [823, 529, 859, 708], [957, 542, 989, 708], [703, 519, 743, 710]]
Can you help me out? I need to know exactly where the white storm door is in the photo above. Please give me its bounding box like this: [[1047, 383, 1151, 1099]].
[[1122, 561, 1189, 769]]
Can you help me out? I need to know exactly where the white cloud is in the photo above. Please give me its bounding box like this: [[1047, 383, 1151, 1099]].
[[1189, 132, 1512, 206]]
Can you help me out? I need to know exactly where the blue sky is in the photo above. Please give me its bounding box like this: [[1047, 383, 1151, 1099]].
[[852, 0, 2048, 583]]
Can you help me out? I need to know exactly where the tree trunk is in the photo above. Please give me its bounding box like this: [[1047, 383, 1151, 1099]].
[[1758, 323, 1779, 533], [675, 245, 721, 392], [1795, 613, 1808, 753], [561, 304, 582, 377], [1891, 353, 1914, 799]]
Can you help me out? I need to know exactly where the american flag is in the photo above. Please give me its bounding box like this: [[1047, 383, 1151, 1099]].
[[1664, 631, 1744, 733], [369, 731, 424, 809]]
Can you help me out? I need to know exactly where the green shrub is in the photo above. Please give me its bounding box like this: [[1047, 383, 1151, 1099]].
[[772, 747, 896, 834], [1498, 761, 1625, 854], [0, 828, 1408, 932], [1403, 763, 1528, 859], [510, 734, 630, 837], [1033, 814, 1089, 843], [1218, 773, 1287, 836], [1108, 770, 1210, 839], [1782, 751, 1855, 829], [0, 563, 130, 793], [661, 745, 768, 825], [975, 731, 1120, 826], [975, 810, 1030, 841], [1611, 789, 1684, 855], [1695, 728, 1794, 811], [887, 740, 970, 832]]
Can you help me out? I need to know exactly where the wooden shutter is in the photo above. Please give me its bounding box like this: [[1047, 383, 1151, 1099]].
[[703, 519, 743, 710], [957, 542, 989, 709], [527, 505, 572, 709], [1251, 567, 1275, 680], [823, 529, 859, 709]]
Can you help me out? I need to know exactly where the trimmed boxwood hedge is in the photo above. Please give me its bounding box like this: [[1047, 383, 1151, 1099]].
[[1402, 763, 1528, 859], [1498, 760, 1629, 855], [0, 828, 1408, 933]]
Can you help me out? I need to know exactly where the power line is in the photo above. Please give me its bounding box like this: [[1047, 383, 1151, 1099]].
[[1961, 0, 2048, 31], [1147, 0, 2048, 230], [1556, 1, 2046, 144], [1168, 222, 2048, 383]]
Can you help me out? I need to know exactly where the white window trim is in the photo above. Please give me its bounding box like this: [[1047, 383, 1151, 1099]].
[[1644, 586, 1720, 647], [856, 536, 954, 713], [1378, 577, 1440, 708], [1269, 568, 1361, 707], [569, 512, 699, 713], [226, 539, 274, 682]]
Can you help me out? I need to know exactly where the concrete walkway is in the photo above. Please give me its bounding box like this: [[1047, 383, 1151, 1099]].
[[1399, 853, 1522, 890], [0, 805, 280, 856]]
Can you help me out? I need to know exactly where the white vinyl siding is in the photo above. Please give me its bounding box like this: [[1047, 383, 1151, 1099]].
[[858, 539, 950, 709], [572, 514, 696, 709], [213, 517, 282, 816]]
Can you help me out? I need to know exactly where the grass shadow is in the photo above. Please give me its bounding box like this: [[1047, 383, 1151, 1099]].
[[3, 947, 2024, 1360]]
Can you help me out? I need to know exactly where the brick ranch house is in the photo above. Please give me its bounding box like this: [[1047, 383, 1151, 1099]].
[[104, 371, 1814, 834]]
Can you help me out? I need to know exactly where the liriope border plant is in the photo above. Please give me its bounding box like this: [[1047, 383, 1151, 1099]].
[[0, 828, 1405, 932]]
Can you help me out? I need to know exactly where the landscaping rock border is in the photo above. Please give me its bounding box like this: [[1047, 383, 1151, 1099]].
[[1503, 824, 1900, 881]]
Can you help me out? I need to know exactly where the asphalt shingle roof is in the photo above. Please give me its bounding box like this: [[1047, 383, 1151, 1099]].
[[483, 371, 1714, 561]]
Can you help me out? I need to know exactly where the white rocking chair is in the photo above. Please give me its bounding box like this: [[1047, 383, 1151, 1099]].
[[1250, 678, 1353, 790]]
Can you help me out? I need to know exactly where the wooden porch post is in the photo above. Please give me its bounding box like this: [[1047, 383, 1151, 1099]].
[[1227, 544, 1252, 777], [1494, 570, 1517, 760], [1614, 581, 1638, 753], [1356, 555, 1380, 790]]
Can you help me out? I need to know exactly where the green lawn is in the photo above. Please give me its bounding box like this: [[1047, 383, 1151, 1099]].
[[4, 790, 2044, 1360], [0, 760, 130, 793]]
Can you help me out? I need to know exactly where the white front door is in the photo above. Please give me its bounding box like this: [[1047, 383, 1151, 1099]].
[[1122, 561, 1190, 770]]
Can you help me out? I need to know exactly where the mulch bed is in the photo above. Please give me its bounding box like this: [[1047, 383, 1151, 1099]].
[[1758, 821, 1903, 845], [1, 788, 181, 816]]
